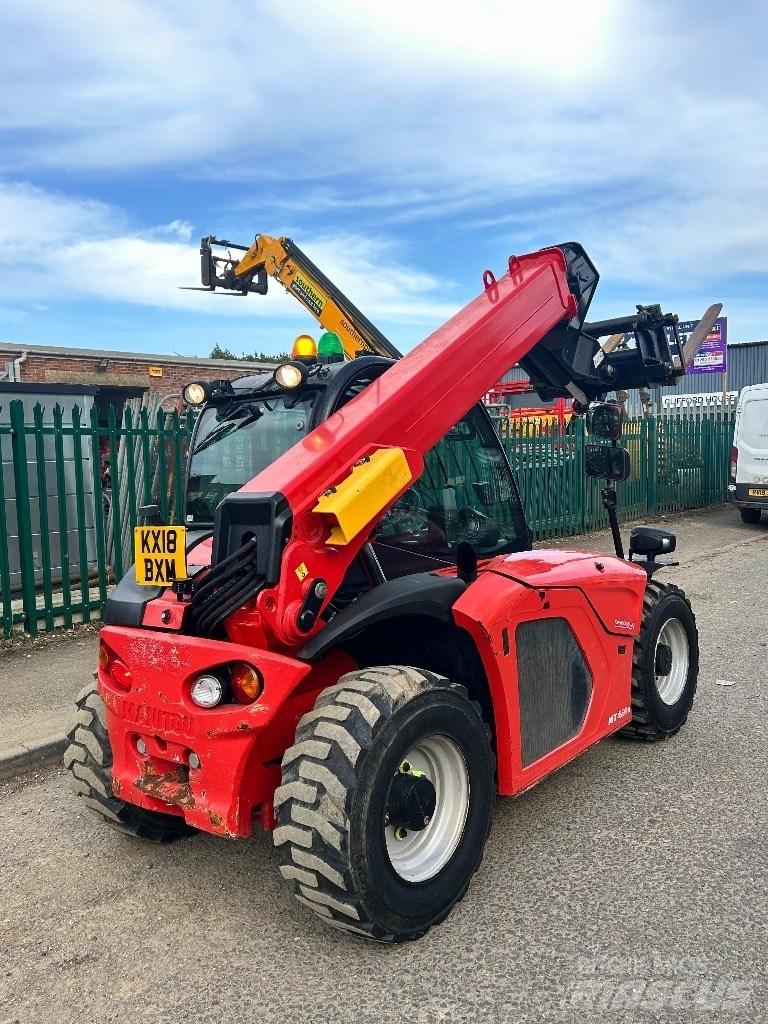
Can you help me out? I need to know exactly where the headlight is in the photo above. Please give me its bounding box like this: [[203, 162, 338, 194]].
[[183, 381, 209, 406], [274, 361, 308, 390], [190, 673, 223, 708]]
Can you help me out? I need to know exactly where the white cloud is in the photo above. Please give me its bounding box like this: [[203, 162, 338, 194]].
[[0, 0, 767, 332], [0, 181, 455, 327], [0, 182, 121, 247]]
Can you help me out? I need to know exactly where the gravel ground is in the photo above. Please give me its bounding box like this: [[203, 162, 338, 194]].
[[0, 508, 766, 1023]]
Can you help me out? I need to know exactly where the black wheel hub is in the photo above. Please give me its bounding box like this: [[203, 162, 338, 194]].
[[655, 643, 673, 676], [387, 767, 436, 833]]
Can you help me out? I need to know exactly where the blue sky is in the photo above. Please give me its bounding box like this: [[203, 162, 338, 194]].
[[1, 0, 766, 358]]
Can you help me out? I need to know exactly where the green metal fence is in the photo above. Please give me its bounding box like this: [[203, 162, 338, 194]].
[[492, 412, 735, 541], [0, 400, 192, 638], [0, 399, 734, 637]]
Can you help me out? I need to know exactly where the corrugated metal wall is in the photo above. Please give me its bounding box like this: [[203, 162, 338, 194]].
[[499, 365, 531, 385]]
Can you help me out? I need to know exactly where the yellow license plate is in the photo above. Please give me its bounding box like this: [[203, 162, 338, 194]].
[[748, 487, 768, 497], [134, 526, 187, 586]]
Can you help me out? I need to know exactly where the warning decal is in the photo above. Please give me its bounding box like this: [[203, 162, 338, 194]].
[[290, 272, 326, 317]]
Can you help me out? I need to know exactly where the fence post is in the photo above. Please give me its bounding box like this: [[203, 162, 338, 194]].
[[156, 408, 170, 524], [123, 405, 138, 533], [53, 404, 74, 629], [9, 400, 38, 635], [0, 421, 14, 637], [107, 404, 124, 583], [647, 415, 659, 517], [89, 404, 108, 612], [32, 403, 55, 632], [71, 405, 92, 623], [574, 416, 585, 534], [170, 409, 185, 525]]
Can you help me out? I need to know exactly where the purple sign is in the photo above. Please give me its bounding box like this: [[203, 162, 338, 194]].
[[678, 316, 727, 375]]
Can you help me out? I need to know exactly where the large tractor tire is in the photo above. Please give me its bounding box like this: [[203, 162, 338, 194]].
[[273, 666, 494, 941], [620, 581, 698, 741], [64, 681, 194, 843]]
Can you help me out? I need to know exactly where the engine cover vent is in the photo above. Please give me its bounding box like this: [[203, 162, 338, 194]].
[[516, 617, 592, 766]]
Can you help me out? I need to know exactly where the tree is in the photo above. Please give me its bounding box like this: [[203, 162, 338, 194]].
[[210, 343, 289, 363]]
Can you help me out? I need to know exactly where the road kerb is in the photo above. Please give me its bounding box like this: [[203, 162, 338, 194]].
[[0, 733, 66, 781]]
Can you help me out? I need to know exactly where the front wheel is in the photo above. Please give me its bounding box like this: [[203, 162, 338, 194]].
[[740, 508, 761, 524], [620, 581, 699, 740], [273, 666, 494, 941]]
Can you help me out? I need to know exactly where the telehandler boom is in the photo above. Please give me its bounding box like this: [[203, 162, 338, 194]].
[[184, 233, 400, 359], [67, 238, 717, 941]]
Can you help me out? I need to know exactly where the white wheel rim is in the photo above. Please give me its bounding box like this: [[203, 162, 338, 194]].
[[385, 735, 470, 883], [655, 617, 690, 705]]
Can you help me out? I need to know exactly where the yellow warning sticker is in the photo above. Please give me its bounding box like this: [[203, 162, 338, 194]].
[[295, 562, 309, 581], [289, 272, 326, 317]]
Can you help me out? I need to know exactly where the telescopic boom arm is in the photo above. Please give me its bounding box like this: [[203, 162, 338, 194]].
[[186, 237, 720, 652], [192, 234, 401, 360], [193, 241, 719, 650]]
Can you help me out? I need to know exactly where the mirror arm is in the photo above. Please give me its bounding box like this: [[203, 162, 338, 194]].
[[601, 482, 624, 560]]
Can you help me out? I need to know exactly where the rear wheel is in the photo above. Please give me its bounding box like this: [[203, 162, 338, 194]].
[[273, 666, 494, 941], [64, 681, 194, 842], [620, 581, 698, 741], [740, 508, 761, 524]]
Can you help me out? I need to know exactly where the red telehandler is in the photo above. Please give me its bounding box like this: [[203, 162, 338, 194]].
[[66, 237, 719, 940]]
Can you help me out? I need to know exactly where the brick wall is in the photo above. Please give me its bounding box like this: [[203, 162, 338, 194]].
[[0, 350, 273, 393]]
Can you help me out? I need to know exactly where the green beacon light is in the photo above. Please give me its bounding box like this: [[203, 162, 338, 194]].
[[317, 331, 344, 364]]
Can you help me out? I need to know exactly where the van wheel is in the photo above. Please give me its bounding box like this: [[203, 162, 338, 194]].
[[620, 581, 698, 741], [273, 666, 494, 941], [740, 508, 761, 524]]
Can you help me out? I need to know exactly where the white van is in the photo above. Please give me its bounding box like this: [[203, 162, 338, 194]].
[[729, 383, 768, 523]]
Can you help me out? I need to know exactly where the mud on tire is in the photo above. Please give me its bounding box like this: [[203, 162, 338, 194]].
[[64, 680, 194, 842], [273, 665, 494, 942], [620, 580, 699, 741]]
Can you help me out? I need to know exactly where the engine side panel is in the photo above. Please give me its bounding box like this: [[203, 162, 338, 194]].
[[453, 561, 643, 796], [490, 548, 647, 636]]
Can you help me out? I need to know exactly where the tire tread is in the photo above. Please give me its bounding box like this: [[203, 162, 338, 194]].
[[63, 680, 193, 843], [274, 665, 490, 941], [619, 581, 698, 741]]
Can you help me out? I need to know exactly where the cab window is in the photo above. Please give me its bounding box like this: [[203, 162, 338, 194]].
[[373, 405, 529, 576]]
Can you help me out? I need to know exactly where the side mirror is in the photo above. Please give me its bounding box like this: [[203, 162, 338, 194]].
[[586, 401, 623, 441], [585, 444, 631, 481]]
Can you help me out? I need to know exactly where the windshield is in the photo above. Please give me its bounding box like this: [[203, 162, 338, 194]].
[[373, 405, 529, 576], [185, 393, 315, 524]]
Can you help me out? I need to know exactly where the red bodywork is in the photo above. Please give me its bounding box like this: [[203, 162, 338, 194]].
[[100, 246, 649, 837]]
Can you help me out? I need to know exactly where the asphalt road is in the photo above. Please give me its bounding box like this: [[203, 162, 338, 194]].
[[1, 508, 766, 1023]]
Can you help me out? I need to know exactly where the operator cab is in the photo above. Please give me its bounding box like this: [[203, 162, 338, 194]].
[[183, 334, 530, 604]]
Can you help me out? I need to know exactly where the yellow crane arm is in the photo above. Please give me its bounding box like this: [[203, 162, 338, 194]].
[[198, 234, 401, 360]]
